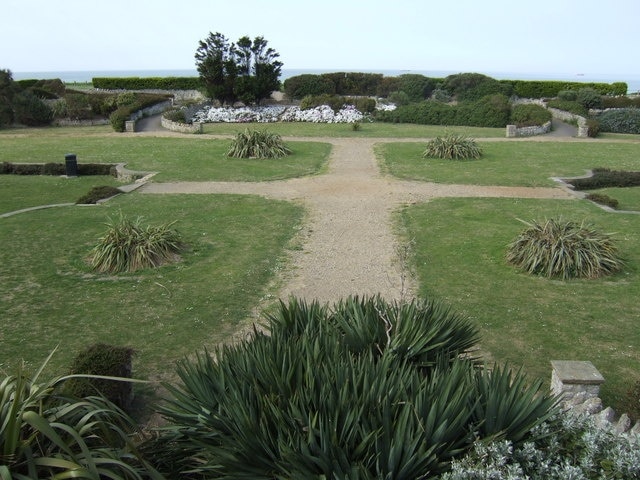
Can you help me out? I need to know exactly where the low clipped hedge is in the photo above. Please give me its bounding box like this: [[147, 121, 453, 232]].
[[1, 162, 116, 176], [93, 76, 202, 90], [567, 168, 640, 190], [505, 80, 627, 98], [377, 94, 511, 127]]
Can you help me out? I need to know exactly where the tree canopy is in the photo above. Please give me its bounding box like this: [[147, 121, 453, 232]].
[[195, 32, 282, 105]]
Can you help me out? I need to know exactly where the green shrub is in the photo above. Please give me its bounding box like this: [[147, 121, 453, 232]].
[[76, 185, 122, 204], [546, 99, 588, 116], [109, 106, 130, 132], [506, 218, 623, 279], [12, 91, 53, 126], [601, 95, 640, 108], [346, 95, 376, 114], [586, 117, 600, 137], [162, 107, 186, 123], [150, 296, 557, 479], [300, 93, 345, 112], [64, 92, 94, 119], [64, 343, 136, 412], [283, 74, 336, 99], [557, 89, 578, 101], [388, 90, 411, 106], [90, 214, 184, 274], [576, 87, 603, 110], [595, 108, 640, 134], [585, 192, 619, 209], [43, 162, 65, 175], [507, 80, 626, 98], [444, 73, 512, 101], [510, 103, 552, 127], [567, 168, 640, 189], [0, 351, 159, 479], [397, 73, 436, 102], [423, 134, 483, 160], [116, 92, 136, 107], [621, 378, 640, 422], [457, 94, 511, 127], [227, 128, 291, 159]]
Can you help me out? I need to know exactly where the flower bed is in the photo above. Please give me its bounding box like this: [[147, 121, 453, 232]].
[[192, 104, 368, 124]]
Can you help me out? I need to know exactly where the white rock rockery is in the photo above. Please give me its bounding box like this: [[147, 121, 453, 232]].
[[191, 105, 367, 124]]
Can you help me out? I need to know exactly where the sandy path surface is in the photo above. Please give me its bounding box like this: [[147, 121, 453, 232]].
[[139, 137, 574, 304]]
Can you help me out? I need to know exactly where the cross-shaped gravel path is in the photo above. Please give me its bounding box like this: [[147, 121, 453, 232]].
[[139, 136, 574, 303]]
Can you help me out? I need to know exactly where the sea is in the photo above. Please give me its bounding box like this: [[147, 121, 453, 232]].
[[11, 68, 640, 94]]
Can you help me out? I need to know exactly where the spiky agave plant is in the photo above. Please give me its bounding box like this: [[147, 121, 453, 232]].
[[506, 218, 623, 279], [0, 350, 161, 479], [227, 128, 291, 159], [151, 295, 558, 479], [423, 134, 483, 160], [90, 214, 183, 274]]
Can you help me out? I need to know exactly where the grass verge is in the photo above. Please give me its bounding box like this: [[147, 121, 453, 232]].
[[396, 197, 640, 409], [0, 193, 304, 381], [379, 140, 640, 186]]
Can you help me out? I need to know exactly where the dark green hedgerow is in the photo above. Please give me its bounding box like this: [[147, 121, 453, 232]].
[[567, 168, 640, 190]]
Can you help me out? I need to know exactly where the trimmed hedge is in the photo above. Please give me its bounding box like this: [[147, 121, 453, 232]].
[[92, 76, 202, 90], [1, 162, 116, 176], [567, 168, 640, 190], [504, 80, 627, 98], [377, 94, 511, 127]]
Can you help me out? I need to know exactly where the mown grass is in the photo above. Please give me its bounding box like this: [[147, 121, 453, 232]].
[[0, 193, 304, 380], [396, 197, 640, 408], [379, 140, 640, 187], [586, 187, 640, 211], [0, 175, 122, 213], [203, 122, 505, 138], [0, 126, 330, 182]]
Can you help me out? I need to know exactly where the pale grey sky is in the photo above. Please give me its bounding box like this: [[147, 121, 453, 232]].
[[2, 0, 638, 77]]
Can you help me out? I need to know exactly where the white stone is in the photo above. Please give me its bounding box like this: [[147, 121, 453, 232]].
[[615, 414, 632, 434]]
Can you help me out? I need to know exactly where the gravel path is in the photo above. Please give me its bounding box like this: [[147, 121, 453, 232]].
[[139, 137, 574, 303]]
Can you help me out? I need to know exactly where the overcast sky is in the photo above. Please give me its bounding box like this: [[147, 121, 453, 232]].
[[2, 0, 639, 78]]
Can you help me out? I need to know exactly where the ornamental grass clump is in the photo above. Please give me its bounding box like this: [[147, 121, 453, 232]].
[[506, 218, 623, 279], [227, 128, 291, 159], [0, 350, 160, 479], [149, 295, 558, 479], [90, 214, 183, 274], [423, 134, 482, 160]]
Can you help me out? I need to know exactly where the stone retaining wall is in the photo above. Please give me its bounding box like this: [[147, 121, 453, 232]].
[[160, 116, 203, 134], [548, 107, 589, 137], [506, 120, 552, 137], [125, 100, 173, 132], [551, 361, 640, 436]]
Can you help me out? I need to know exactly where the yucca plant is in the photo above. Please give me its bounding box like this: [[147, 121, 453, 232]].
[[150, 295, 558, 479], [226, 128, 291, 159], [423, 134, 483, 160], [0, 350, 161, 479], [506, 218, 623, 279], [90, 214, 183, 274]]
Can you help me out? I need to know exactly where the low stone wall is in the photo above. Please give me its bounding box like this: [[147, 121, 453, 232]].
[[551, 360, 640, 435], [91, 88, 205, 103], [160, 116, 203, 134], [548, 107, 589, 137], [506, 120, 552, 137], [125, 100, 173, 132]]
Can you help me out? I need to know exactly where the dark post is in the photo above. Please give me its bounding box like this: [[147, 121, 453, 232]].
[[65, 153, 78, 177]]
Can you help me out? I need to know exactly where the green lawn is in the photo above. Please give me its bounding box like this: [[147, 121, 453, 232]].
[[0, 175, 122, 213], [378, 140, 640, 187], [396, 197, 640, 408], [203, 122, 505, 138], [0, 129, 331, 182], [587, 187, 640, 211], [0, 193, 303, 379]]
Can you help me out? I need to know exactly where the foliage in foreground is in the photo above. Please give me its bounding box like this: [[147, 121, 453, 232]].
[[0, 351, 160, 479], [227, 128, 291, 158], [441, 412, 640, 479], [423, 134, 483, 160], [90, 214, 184, 274], [506, 218, 623, 279], [148, 295, 558, 479]]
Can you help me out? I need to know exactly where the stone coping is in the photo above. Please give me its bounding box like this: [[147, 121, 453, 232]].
[[551, 360, 605, 385]]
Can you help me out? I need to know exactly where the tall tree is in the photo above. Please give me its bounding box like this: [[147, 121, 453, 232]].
[[0, 69, 17, 127], [195, 32, 282, 105]]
